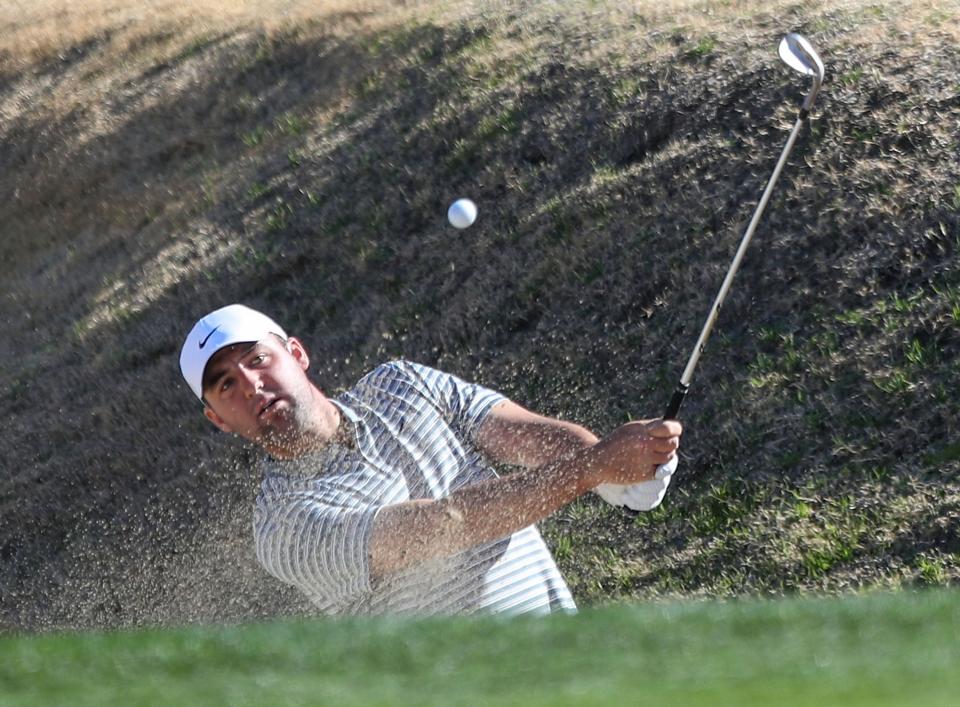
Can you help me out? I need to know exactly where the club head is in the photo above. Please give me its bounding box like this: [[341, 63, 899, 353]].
[[778, 33, 825, 113]]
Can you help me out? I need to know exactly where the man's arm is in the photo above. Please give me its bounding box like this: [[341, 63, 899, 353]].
[[473, 400, 599, 468], [368, 416, 681, 578]]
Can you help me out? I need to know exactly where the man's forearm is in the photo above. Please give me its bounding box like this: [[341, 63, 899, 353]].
[[476, 400, 599, 468], [369, 449, 596, 578]]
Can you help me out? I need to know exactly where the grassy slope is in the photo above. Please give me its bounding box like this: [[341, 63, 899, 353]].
[[0, 0, 959, 631], [2, 590, 959, 706]]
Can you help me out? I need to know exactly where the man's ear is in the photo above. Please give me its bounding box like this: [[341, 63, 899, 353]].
[[204, 405, 233, 433], [286, 336, 310, 371]]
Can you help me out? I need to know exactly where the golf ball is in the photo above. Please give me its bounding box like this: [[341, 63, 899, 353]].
[[447, 198, 477, 229]]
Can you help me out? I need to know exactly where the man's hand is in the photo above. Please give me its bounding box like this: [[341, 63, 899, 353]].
[[581, 419, 682, 487], [594, 456, 679, 511]]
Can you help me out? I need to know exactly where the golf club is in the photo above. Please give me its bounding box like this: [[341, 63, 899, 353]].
[[663, 32, 825, 421]]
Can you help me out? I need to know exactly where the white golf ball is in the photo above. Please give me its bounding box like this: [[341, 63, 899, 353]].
[[447, 198, 477, 229]]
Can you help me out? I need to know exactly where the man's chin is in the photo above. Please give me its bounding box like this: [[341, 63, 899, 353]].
[[255, 407, 310, 447]]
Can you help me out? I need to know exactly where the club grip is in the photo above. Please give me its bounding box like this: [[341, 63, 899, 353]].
[[664, 383, 689, 420]]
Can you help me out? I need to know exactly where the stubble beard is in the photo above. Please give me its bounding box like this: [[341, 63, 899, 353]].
[[256, 384, 329, 457]]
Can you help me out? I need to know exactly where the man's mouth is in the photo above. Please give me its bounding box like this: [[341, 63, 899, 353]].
[[258, 398, 283, 418]]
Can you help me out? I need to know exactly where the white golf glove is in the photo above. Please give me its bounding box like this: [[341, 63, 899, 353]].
[[594, 456, 678, 511]]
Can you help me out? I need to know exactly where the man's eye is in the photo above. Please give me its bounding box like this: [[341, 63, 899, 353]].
[[220, 379, 233, 393], [251, 354, 266, 366]]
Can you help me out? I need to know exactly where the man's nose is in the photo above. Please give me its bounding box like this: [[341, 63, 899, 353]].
[[238, 366, 263, 397]]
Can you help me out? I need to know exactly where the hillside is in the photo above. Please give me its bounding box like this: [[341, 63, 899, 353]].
[[1, 0, 958, 631]]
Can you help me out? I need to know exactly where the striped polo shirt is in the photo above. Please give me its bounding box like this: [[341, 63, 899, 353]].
[[253, 360, 576, 616]]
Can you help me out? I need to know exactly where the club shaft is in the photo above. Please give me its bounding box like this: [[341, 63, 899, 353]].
[[664, 114, 807, 420]]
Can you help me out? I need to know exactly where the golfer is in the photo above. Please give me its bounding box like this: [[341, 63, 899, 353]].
[[180, 304, 682, 615]]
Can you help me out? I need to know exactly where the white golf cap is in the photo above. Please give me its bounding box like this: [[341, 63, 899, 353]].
[[179, 304, 287, 399]]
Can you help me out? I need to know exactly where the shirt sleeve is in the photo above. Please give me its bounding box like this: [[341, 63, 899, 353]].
[[253, 489, 379, 607], [393, 360, 507, 445]]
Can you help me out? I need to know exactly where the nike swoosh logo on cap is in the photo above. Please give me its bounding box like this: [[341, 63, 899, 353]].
[[199, 326, 220, 349]]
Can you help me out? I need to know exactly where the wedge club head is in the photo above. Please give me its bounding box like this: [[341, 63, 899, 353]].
[[778, 33, 825, 114]]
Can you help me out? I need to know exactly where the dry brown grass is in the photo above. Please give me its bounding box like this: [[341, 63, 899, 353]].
[[4, 0, 953, 69], [1, 0, 958, 631], [0, 0, 400, 61]]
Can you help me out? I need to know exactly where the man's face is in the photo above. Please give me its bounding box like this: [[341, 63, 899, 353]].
[[201, 335, 321, 449]]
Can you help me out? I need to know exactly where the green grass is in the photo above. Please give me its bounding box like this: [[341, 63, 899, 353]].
[[2, 591, 959, 706]]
